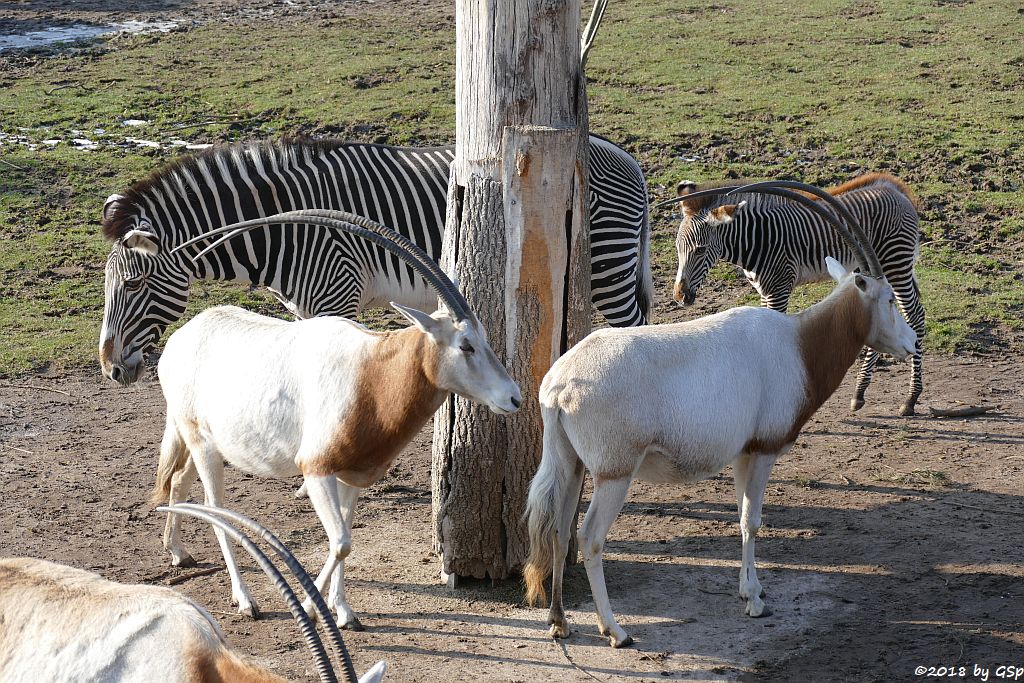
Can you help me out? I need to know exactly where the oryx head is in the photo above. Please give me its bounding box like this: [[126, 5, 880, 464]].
[[392, 304, 521, 415], [825, 257, 916, 361], [99, 194, 191, 385]]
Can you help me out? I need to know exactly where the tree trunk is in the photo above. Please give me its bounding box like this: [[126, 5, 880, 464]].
[[432, 0, 590, 583]]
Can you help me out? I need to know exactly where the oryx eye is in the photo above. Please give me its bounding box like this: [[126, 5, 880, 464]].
[[460, 341, 475, 355], [124, 277, 144, 292]]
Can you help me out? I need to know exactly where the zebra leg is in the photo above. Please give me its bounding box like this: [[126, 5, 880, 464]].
[[756, 270, 794, 313], [851, 348, 878, 412], [896, 280, 926, 417]]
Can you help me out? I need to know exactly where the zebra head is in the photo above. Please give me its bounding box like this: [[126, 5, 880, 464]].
[[99, 195, 191, 386], [673, 181, 745, 305]]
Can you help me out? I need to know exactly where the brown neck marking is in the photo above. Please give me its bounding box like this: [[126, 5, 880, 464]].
[[188, 641, 288, 683], [744, 283, 872, 456], [301, 326, 447, 482], [797, 283, 872, 420]]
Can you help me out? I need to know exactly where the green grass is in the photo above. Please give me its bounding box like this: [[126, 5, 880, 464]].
[[1, 0, 1022, 376]]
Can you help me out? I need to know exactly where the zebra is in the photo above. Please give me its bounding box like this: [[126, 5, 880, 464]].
[[672, 173, 924, 416], [98, 134, 652, 386]]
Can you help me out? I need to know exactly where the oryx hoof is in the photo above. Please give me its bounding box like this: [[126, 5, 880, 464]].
[[171, 553, 196, 568], [341, 616, 365, 631], [610, 633, 634, 648], [549, 621, 570, 639], [237, 602, 261, 620], [745, 599, 771, 618]]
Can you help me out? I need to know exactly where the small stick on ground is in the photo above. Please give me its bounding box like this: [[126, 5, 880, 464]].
[[167, 565, 223, 586], [3, 445, 34, 455], [555, 639, 605, 683], [931, 499, 1024, 517], [0, 383, 72, 397], [0, 158, 28, 171], [928, 405, 999, 418]]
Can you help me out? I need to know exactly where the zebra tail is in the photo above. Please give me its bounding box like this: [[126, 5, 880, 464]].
[[635, 200, 654, 324]]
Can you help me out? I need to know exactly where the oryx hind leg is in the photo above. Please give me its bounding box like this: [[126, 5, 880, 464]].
[[579, 475, 633, 648], [163, 455, 199, 568], [548, 459, 586, 640]]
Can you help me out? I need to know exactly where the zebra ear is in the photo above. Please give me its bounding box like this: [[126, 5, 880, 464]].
[[825, 256, 848, 282], [707, 201, 746, 225], [677, 181, 699, 216], [103, 194, 126, 223], [676, 180, 697, 197], [122, 229, 161, 256]]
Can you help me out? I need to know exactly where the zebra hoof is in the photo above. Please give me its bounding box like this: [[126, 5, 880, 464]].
[[850, 398, 865, 412], [899, 402, 916, 417]]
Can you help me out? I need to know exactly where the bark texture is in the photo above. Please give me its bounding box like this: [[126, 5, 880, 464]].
[[432, 0, 590, 581]]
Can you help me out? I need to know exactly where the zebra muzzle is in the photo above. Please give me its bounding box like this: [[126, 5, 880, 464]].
[[673, 281, 696, 305]]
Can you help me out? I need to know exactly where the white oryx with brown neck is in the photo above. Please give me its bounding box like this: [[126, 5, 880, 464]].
[[0, 557, 292, 683], [524, 181, 917, 648], [0, 504, 387, 683], [153, 211, 520, 630]]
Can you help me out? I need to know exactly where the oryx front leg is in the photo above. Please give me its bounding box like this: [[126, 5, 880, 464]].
[[736, 452, 780, 618], [303, 474, 362, 630], [191, 447, 259, 619], [579, 476, 633, 648]]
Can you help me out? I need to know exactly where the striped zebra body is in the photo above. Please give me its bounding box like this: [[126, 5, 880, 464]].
[[673, 173, 924, 415], [99, 135, 651, 386]]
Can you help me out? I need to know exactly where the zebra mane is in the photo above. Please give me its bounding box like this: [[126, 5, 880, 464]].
[[680, 172, 919, 215], [100, 136, 453, 242], [828, 172, 921, 209]]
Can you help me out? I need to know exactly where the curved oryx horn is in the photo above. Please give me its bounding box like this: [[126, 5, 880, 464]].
[[157, 504, 345, 683], [653, 180, 881, 277], [721, 184, 873, 276], [169, 504, 368, 682], [171, 210, 471, 321], [727, 180, 883, 277]]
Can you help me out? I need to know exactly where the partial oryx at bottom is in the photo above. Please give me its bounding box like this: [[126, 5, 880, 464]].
[[152, 210, 519, 630], [525, 181, 917, 648], [0, 504, 385, 683], [672, 173, 924, 415]]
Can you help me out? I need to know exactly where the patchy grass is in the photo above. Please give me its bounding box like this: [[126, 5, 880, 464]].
[[1, 0, 1022, 376]]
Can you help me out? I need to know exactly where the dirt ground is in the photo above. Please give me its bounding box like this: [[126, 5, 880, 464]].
[[2, 285, 1023, 682], [3, 1, 1024, 681]]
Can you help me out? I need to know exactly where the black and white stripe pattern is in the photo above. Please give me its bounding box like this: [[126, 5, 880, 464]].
[[101, 135, 651, 367], [675, 175, 925, 415]]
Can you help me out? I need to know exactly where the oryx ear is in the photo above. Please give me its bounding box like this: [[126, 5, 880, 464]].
[[122, 229, 160, 256], [825, 256, 848, 282], [707, 201, 746, 225], [103, 194, 125, 223], [392, 302, 439, 335], [445, 266, 461, 292]]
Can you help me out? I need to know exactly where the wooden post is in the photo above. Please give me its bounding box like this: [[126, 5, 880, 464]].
[[431, 0, 590, 583]]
